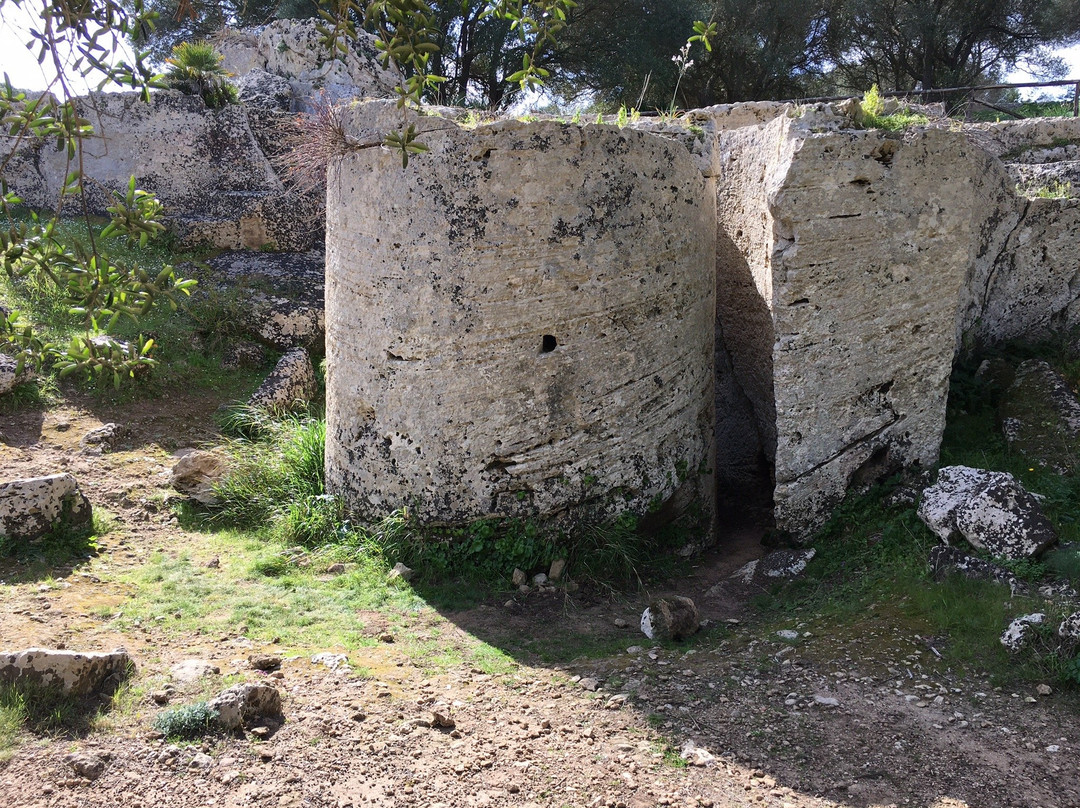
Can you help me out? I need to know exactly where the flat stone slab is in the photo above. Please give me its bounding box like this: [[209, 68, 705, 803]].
[[0, 648, 133, 696]]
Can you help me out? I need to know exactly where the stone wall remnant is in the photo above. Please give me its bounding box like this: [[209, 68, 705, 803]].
[[0, 648, 133, 696], [325, 109, 716, 526]]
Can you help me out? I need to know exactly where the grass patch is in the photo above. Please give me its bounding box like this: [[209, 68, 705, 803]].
[[469, 643, 518, 676], [120, 530, 424, 652], [0, 695, 23, 761], [198, 409, 695, 596], [0, 681, 103, 738]]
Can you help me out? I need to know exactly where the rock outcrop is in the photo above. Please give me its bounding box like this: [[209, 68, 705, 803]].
[[217, 19, 397, 110], [4, 91, 320, 251]]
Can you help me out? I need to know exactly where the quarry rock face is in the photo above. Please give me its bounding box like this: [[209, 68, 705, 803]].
[[712, 115, 976, 537], [216, 18, 397, 109], [3, 91, 319, 251], [325, 111, 715, 525]]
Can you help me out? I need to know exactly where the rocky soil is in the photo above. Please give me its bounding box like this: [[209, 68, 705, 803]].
[[1, 392, 1078, 808]]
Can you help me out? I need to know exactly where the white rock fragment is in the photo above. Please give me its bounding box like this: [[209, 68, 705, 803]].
[[0, 474, 93, 541], [679, 740, 716, 766], [0, 648, 133, 696], [1001, 613, 1046, 652]]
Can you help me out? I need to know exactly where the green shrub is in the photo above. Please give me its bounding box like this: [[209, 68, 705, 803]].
[[164, 42, 238, 110], [152, 702, 218, 739]]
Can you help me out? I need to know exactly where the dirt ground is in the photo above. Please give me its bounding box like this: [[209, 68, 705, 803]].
[[1, 392, 1078, 808]]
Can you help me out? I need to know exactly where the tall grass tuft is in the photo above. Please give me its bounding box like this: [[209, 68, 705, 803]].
[[209, 409, 327, 543]]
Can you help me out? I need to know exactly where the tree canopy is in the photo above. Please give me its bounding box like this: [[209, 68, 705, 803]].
[[828, 0, 1080, 92], [36, 0, 1072, 108]]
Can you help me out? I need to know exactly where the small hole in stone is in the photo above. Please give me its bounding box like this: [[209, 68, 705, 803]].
[[541, 334, 558, 353]]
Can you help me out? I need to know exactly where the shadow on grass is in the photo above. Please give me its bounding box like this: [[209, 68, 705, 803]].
[[0, 513, 103, 585]]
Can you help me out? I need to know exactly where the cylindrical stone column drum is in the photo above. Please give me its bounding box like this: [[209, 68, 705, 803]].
[[325, 113, 714, 526]]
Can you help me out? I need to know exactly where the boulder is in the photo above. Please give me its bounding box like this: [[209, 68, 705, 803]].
[[918, 466, 1057, 560], [171, 450, 229, 506], [208, 682, 283, 731], [0, 648, 133, 696], [999, 359, 1080, 472], [80, 422, 127, 453], [248, 347, 318, 413], [640, 596, 700, 641], [0, 473, 92, 541], [63, 752, 108, 780], [1001, 613, 1046, 652]]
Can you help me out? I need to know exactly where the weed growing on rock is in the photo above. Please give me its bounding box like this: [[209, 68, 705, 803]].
[[858, 84, 930, 131], [152, 702, 219, 740], [1019, 180, 1074, 199]]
